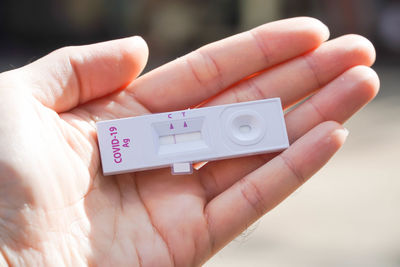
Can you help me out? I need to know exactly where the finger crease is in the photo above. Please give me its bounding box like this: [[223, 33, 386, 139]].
[[199, 167, 219, 201], [230, 86, 242, 103], [249, 30, 271, 65], [134, 245, 143, 267], [114, 179, 124, 212], [307, 98, 328, 122], [68, 56, 83, 107], [278, 154, 305, 185], [133, 177, 176, 267], [303, 55, 322, 89], [203, 205, 216, 256], [198, 49, 225, 92], [122, 88, 153, 114], [185, 56, 204, 88], [239, 177, 267, 218], [247, 78, 265, 100]]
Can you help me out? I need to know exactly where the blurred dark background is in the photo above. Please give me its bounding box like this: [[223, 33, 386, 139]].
[[1, 1, 399, 267], [1, 0, 399, 72]]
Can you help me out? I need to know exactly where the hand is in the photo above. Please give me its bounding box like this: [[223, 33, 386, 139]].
[[0, 17, 378, 266]]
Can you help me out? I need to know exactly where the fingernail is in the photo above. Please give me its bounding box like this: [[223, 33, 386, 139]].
[[343, 127, 349, 137], [334, 127, 349, 144]]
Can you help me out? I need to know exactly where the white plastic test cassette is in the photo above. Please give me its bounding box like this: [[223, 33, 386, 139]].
[[97, 98, 289, 175]]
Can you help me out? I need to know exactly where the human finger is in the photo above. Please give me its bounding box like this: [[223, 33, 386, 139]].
[[203, 34, 375, 107], [199, 66, 379, 200], [128, 17, 329, 112], [204, 121, 348, 255], [20, 36, 148, 112]]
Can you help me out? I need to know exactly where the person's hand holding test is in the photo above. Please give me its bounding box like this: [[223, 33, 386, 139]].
[[0, 17, 378, 266]]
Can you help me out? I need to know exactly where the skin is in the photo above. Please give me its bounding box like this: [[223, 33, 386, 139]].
[[0, 17, 379, 266]]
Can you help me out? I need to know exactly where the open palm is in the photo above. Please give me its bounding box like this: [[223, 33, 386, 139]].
[[0, 18, 378, 266]]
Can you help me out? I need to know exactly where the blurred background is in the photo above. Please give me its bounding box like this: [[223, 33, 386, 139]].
[[1, 0, 399, 266]]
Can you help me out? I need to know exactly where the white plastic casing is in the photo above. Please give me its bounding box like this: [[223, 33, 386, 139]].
[[97, 98, 289, 175]]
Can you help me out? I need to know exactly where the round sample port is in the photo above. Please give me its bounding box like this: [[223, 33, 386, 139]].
[[226, 110, 266, 145]]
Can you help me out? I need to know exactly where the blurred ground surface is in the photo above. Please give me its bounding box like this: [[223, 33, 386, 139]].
[[206, 66, 400, 267]]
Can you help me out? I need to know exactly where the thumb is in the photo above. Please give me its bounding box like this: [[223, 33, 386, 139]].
[[19, 36, 148, 112]]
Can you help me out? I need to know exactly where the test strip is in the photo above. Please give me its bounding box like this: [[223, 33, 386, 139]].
[[97, 98, 289, 175]]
